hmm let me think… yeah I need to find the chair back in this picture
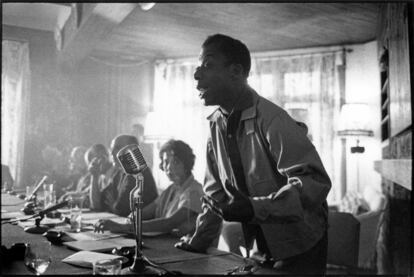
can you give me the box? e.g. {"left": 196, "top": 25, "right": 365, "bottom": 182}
{"left": 327, "top": 212, "right": 360, "bottom": 268}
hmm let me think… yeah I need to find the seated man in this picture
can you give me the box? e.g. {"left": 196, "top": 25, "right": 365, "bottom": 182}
{"left": 90, "top": 134, "right": 158, "bottom": 217}
{"left": 59, "top": 144, "right": 111, "bottom": 208}
{"left": 59, "top": 146, "right": 88, "bottom": 197}
{"left": 94, "top": 139, "right": 203, "bottom": 237}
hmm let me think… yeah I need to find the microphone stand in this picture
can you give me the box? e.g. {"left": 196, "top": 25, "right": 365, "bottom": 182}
{"left": 121, "top": 173, "right": 164, "bottom": 275}
{"left": 3, "top": 207, "right": 48, "bottom": 234}
{"left": 21, "top": 194, "right": 37, "bottom": 215}
{"left": 4, "top": 200, "right": 70, "bottom": 234}
{"left": 22, "top": 176, "right": 48, "bottom": 215}
{"left": 24, "top": 214, "right": 49, "bottom": 234}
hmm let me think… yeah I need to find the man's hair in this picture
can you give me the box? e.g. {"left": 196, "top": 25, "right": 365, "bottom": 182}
{"left": 85, "top": 144, "right": 108, "bottom": 163}
{"left": 202, "top": 34, "right": 251, "bottom": 78}
{"left": 71, "top": 146, "right": 87, "bottom": 160}
{"left": 158, "top": 139, "right": 195, "bottom": 173}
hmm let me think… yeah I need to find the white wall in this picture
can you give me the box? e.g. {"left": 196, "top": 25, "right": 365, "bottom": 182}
{"left": 345, "top": 41, "right": 382, "bottom": 194}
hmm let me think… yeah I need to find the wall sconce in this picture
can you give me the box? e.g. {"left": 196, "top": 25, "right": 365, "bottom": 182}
{"left": 337, "top": 103, "right": 374, "bottom": 153}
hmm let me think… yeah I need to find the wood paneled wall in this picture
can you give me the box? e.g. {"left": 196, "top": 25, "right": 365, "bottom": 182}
{"left": 376, "top": 3, "right": 413, "bottom": 275}
{"left": 387, "top": 4, "right": 412, "bottom": 137}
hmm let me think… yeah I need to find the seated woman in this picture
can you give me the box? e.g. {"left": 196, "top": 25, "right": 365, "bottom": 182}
{"left": 94, "top": 139, "right": 203, "bottom": 236}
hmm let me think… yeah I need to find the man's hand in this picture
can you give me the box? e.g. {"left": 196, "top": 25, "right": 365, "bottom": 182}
{"left": 174, "top": 235, "right": 204, "bottom": 253}
{"left": 202, "top": 185, "right": 254, "bottom": 222}
{"left": 88, "top": 157, "right": 102, "bottom": 176}
{"left": 94, "top": 219, "right": 130, "bottom": 233}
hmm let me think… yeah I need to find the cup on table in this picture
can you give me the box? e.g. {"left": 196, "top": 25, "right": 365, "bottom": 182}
{"left": 43, "top": 184, "right": 55, "bottom": 208}
{"left": 68, "top": 193, "right": 85, "bottom": 233}
{"left": 93, "top": 258, "right": 122, "bottom": 275}
{"left": 26, "top": 185, "right": 34, "bottom": 199}
{"left": 24, "top": 241, "right": 52, "bottom": 275}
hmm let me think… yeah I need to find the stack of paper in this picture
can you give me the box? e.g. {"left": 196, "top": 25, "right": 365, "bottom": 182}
{"left": 62, "top": 251, "right": 127, "bottom": 268}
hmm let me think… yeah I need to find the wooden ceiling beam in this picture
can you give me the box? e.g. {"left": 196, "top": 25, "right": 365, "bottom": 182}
{"left": 53, "top": 3, "right": 73, "bottom": 7}
{"left": 57, "top": 3, "right": 137, "bottom": 67}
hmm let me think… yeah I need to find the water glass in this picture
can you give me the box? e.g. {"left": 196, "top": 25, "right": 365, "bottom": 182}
{"left": 69, "top": 194, "right": 84, "bottom": 232}
{"left": 43, "top": 184, "right": 55, "bottom": 208}
{"left": 93, "top": 258, "right": 122, "bottom": 275}
{"left": 24, "top": 241, "right": 52, "bottom": 275}
{"left": 26, "top": 186, "right": 34, "bottom": 199}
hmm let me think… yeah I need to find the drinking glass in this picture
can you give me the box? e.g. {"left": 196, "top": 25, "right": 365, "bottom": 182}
{"left": 69, "top": 193, "right": 85, "bottom": 232}
{"left": 43, "top": 184, "right": 55, "bottom": 208}
{"left": 26, "top": 185, "right": 34, "bottom": 198}
{"left": 93, "top": 258, "right": 122, "bottom": 275}
{"left": 24, "top": 241, "right": 52, "bottom": 275}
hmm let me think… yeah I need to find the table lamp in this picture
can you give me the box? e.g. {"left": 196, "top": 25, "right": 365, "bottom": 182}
{"left": 337, "top": 103, "right": 374, "bottom": 191}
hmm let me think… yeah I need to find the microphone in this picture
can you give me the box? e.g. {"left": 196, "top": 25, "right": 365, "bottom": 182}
{"left": 26, "top": 175, "right": 48, "bottom": 201}
{"left": 23, "top": 200, "right": 69, "bottom": 234}
{"left": 116, "top": 144, "right": 162, "bottom": 274}
{"left": 38, "top": 200, "right": 69, "bottom": 217}
{"left": 117, "top": 144, "right": 148, "bottom": 175}
{"left": 2, "top": 200, "right": 68, "bottom": 225}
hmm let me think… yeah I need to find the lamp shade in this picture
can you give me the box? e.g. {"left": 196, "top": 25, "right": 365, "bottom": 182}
{"left": 337, "top": 103, "right": 374, "bottom": 137}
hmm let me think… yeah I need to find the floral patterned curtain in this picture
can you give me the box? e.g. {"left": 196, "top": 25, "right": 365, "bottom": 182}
{"left": 1, "top": 40, "right": 30, "bottom": 188}
{"left": 153, "top": 50, "right": 344, "bottom": 202}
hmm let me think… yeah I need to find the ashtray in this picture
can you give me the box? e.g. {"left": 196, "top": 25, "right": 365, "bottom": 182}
{"left": 43, "top": 230, "right": 64, "bottom": 245}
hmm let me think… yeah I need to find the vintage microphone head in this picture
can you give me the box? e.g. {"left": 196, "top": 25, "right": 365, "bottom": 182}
{"left": 117, "top": 144, "right": 147, "bottom": 175}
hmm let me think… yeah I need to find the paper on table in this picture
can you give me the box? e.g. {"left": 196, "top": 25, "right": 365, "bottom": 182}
{"left": 62, "top": 250, "right": 127, "bottom": 268}
{"left": 142, "top": 231, "right": 166, "bottom": 237}
{"left": 58, "top": 208, "right": 89, "bottom": 214}
{"left": 64, "top": 230, "right": 124, "bottom": 241}
{"left": 16, "top": 217, "right": 66, "bottom": 229}
{"left": 82, "top": 216, "right": 129, "bottom": 226}
{"left": 63, "top": 238, "right": 136, "bottom": 252}
{"left": 1, "top": 211, "right": 23, "bottom": 220}
{"left": 81, "top": 212, "right": 120, "bottom": 221}
{"left": 17, "top": 220, "right": 35, "bottom": 229}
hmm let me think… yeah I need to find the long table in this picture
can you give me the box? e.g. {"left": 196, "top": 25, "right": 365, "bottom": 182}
{"left": 1, "top": 193, "right": 247, "bottom": 275}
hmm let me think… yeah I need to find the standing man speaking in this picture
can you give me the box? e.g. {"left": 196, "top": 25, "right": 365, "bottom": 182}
{"left": 175, "top": 34, "right": 331, "bottom": 275}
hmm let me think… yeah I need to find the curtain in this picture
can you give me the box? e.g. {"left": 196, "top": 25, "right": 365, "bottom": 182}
{"left": 152, "top": 60, "right": 215, "bottom": 189}
{"left": 153, "top": 51, "right": 344, "bottom": 202}
{"left": 1, "top": 40, "right": 31, "bottom": 187}
{"left": 250, "top": 52, "right": 344, "bottom": 203}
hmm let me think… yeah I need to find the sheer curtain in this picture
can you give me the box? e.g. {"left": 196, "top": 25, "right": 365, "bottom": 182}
{"left": 1, "top": 40, "right": 31, "bottom": 187}
{"left": 152, "top": 51, "right": 344, "bottom": 202}
{"left": 151, "top": 60, "right": 215, "bottom": 189}
{"left": 249, "top": 52, "right": 344, "bottom": 203}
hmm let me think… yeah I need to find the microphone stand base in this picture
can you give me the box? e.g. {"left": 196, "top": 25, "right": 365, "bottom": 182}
{"left": 121, "top": 256, "right": 166, "bottom": 275}
{"left": 24, "top": 224, "right": 49, "bottom": 234}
